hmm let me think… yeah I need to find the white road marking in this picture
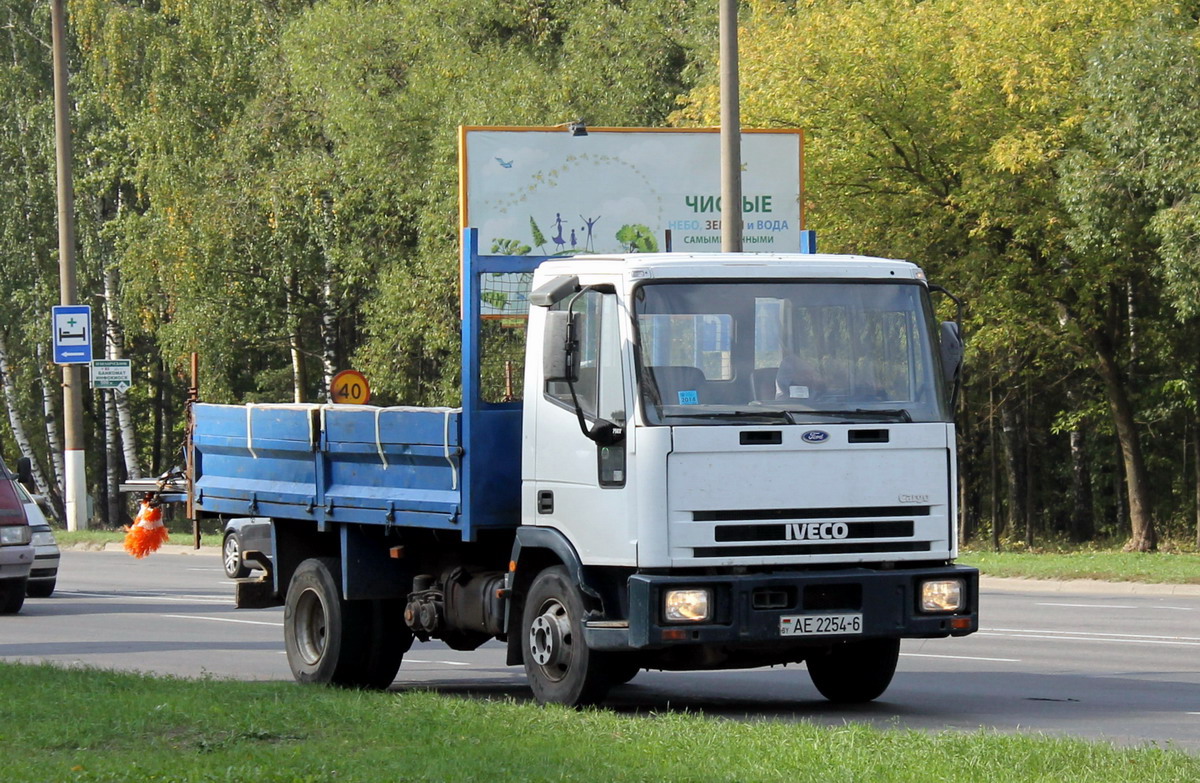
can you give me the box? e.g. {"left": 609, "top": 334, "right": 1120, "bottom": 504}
{"left": 1036, "top": 603, "right": 1137, "bottom": 610}
{"left": 979, "top": 628, "right": 1200, "bottom": 647}
{"left": 60, "top": 590, "right": 229, "bottom": 604}
{"left": 406, "top": 659, "right": 472, "bottom": 667}
{"left": 901, "top": 653, "right": 1020, "bottom": 663}
{"left": 161, "top": 614, "right": 283, "bottom": 627}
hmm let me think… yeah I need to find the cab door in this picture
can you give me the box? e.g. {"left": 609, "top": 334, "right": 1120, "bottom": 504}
{"left": 530, "top": 289, "right": 636, "bottom": 566}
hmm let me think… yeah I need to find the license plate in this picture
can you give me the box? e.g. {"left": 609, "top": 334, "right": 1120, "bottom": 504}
{"left": 779, "top": 613, "right": 863, "bottom": 637}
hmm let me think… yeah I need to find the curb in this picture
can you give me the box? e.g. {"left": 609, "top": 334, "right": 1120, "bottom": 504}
{"left": 85, "top": 542, "right": 219, "bottom": 556}
{"left": 981, "top": 575, "right": 1200, "bottom": 597}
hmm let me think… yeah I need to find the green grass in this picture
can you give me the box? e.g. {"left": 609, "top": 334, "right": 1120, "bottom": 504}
{"left": 959, "top": 549, "right": 1200, "bottom": 584}
{"left": 53, "top": 528, "right": 222, "bottom": 549}
{"left": 0, "top": 663, "right": 1195, "bottom": 782}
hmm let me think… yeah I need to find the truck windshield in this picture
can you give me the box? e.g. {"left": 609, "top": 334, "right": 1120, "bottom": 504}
{"left": 632, "top": 280, "right": 950, "bottom": 425}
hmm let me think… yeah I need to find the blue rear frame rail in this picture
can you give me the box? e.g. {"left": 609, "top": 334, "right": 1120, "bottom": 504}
{"left": 460, "top": 228, "right": 555, "bottom": 539}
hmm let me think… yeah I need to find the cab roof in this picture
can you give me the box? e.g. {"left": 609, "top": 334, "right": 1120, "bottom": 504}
{"left": 532, "top": 252, "right": 924, "bottom": 282}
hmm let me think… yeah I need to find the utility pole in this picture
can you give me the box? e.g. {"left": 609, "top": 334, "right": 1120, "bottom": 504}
{"left": 719, "top": 0, "right": 743, "bottom": 253}
{"left": 51, "top": 0, "right": 87, "bottom": 530}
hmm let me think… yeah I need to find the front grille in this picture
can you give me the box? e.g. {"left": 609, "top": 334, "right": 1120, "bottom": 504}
{"left": 693, "top": 541, "right": 932, "bottom": 558}
{"left": 715, "top": 520, "right": 913, "bottom": 541}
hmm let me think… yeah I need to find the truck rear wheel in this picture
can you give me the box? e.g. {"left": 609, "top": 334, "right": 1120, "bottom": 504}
{"left": 806, "top": 637, "right": 900, "bottom": 703}
{"left": 284, "top": 557, "right": 409, "bottom": 689}
{"left": 522, "top": 565, "right": 613, "bottom": 707}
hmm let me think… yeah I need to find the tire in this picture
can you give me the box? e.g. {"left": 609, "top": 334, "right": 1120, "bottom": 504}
{"left": 0, "top": 578, "right": 27, "bottom": 614}
{"left": 522, "top": 565, "right": 612, "bottom": 707}
{"left": 284, "top": 557, "right": 410, "bottom": 689}
{"left": 26, "top": 578, "right": 55, "bottom": 598}
{"left": 223, "top": 533, "right": 251, "bottom": 579}
{"left": 806, "top": 637, "right": 901, "bottom": 703}
{"left": 603, "top": 655, "right": 642, "bottom": 687}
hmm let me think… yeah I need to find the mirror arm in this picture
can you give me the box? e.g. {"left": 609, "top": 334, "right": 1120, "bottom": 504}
{"left": 561, "top": 289, "right": 625, "bottom": 446}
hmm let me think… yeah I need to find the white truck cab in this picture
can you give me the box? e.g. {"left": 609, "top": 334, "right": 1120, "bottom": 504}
{"left": 513, "top": 251, "right": 973, "bottom": 703}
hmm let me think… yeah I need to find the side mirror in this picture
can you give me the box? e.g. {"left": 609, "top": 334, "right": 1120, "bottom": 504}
{"left": 16, "top": 457, "right": 34, "bottom": 491}
{"left": 529, "top": 275, "right": 580, "bottom": 308}
{"left": 939, "top": 321, "right": 963, "bottom": 384}
{"left": 543, "top": 310, "right": 579, "bottom": 383}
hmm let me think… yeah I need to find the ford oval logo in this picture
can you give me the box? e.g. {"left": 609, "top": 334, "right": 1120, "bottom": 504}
{"left": 801, "top": 430, "right": 830, "bottom": 444}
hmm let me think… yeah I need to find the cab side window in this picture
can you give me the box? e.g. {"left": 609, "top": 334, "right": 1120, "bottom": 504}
{"left": 544, "top": 290, "right": 625, "bottom": 423}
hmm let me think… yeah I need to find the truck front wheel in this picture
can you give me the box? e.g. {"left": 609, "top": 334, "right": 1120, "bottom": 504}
{"left": 806, "top": 637, "right": 901, "bottom": 703}
{"left": 284, "top": 557, "right": 409, "bottom": 689}
{"left": 522, "top": 565, "right": 613, "bottom": 707}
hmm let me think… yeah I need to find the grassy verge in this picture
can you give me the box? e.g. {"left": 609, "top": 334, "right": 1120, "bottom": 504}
{"left": 0, "top": 663, "right": 1195, "bottom": 782}
{"left": 53, "top": 529, "right": 222, "bottom": 550}
{"left": 959, "top": 549, "right": 1200, "bottom": 584}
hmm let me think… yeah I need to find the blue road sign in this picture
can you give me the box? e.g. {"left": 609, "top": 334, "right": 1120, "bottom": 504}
{"left": 52, "top": 305, "right": 93, "bottom": 364}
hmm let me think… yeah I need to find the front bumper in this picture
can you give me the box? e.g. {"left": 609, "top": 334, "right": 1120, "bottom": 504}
{"left": 0, "top": 544, "right": 34, "bottom": 580}
{"left": 30, "top": 550, "right": 59, "bottom": 581}
{"left": 585, "top": 564, "right": 978, "bottom": 651}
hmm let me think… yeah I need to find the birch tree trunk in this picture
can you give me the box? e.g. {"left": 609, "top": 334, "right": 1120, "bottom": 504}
{"left": 0, "top": 330, "right": 50, "bottom": 496}
{"left": 105, "top": 392, "right": 121, "bottom": 526}
{"left": 320, "top": 261, "right": 337, "bottom": 401}
{"left": 285, "top": 271, "right": 307, "bottom": 403}
{"left": 104, "top": 263, "right": 142, "bottom": 479}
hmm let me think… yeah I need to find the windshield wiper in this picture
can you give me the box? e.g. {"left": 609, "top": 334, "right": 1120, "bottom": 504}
{"left": 664, "top": 410, "right": 795, "bottom": 423}
{"left": 793, "top": 409, "right": 913, "bottom": 422}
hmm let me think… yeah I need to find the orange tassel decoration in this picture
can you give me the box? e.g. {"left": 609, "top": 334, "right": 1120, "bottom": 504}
{"left": 123, "top": 498, "right": 168, "bottom": 558}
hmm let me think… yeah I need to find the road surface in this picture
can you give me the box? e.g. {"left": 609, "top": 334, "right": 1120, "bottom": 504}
{"left": 2, "top": 549, "right": 1197, "bottom": 751}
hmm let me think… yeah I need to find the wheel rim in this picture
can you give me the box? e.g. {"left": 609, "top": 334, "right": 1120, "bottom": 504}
{"left": 294, "top": 588, "right": 328, "bottom": 665}
{"left": 223, "top": 537, "right": 240, "bottom": 575}
{"left": 528, "top": 597, "right": 572, "bottom": 680}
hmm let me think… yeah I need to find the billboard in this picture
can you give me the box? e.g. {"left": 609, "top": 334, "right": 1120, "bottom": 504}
{"left": 459, "top": 126, "right": 804, "bottom": 258}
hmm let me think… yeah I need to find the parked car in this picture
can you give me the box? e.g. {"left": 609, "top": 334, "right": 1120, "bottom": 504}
{"left": 15, "top": 482, "right": 59, "bottom": 598}
{"left": 222, "top": 517, "right": 272, "bottom": 579}
{"left": 0, "top": 456, "right": 33, "bottom": 614}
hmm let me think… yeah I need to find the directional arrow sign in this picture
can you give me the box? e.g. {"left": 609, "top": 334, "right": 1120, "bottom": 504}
{"left": 52, "top": 305, "right": 93, "bottom": 365}
{"left": 91, "top": 359, "right": 133, "bottom": 390}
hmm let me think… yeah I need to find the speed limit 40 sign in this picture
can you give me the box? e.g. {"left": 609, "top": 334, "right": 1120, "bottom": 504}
{"left": 330, "top": 370, "right": 371, "bottom": 405}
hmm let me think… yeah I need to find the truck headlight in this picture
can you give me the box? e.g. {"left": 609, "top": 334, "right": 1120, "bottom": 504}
{"left": 920, "top": 579, "right": 964, "bottom": 613}
{"left": 664, "top": 589, "right": 710, "bottom": 623}
{"left": 0, "top": 526, "right": 31, "bottom": 546}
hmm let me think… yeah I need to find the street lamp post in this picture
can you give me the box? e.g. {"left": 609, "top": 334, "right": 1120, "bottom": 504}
{"left": 719, "top": 0, "right": 743, "bottom": 253}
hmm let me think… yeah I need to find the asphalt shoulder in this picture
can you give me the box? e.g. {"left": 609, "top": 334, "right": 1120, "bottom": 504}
{"left": 980, "top": 575, "right": 1200, "bottom": 597}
